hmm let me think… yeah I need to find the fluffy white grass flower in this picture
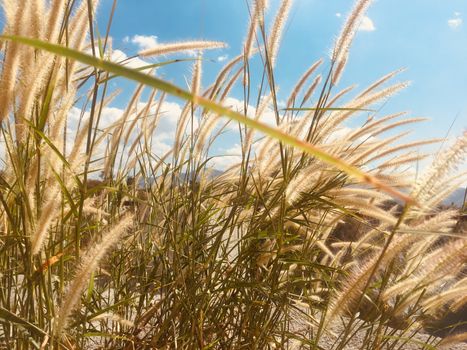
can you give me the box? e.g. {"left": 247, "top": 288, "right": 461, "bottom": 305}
{"left": 329, "top": 0, "right": 374, "bottom": 85}
{"left": 287, "top": 59, "right": 323, "bottom": 107}
{"left": 139, "top": 41, "right": 227, "bottom": 57}
{"left": 243, "top": 0, "right": 268, "bottom": 58}
{"left": 411, "top": 131, "right": 467, "bottom": 204}
{"left": 325, "top": 234, "right": 419, "bottom": 326}
{"left": 30, "top": 185, "right": 61, "bottom": 255}
{"left": 302, "top": 74, "right": 322, "bottom": 105}
{"left": 331, "top": 52, "right": 348, "bottom": 86}
{"left": 54, "top": 215, "right": 134, "bottom": 336}
{"left": 267, "top": 0, "right": 293, "bottom": 67}
{"left": 438, "top": 333, "right": 467, "bottom": 349}
{"left": 332, "top": 0, "right": 373, "bottom": 63}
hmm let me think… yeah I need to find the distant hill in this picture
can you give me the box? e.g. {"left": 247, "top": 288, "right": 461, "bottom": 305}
{"left": 441, "top": 187, "right": 466, "bottom": 208}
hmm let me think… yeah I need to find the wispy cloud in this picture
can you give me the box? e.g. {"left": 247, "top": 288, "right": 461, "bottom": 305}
{"left": 210, "top": 144, "right": 243, "bottom": 170}
{"left": 84, "top": 44, "right": 152, "bottom": 69}
{"left": 335, "top": 13, "right": 342, "bottom": 18}
{"left": 448, "top": 12, "right": 462, "bottom": 29}
{"left": 358, "top": 16, "right": 376, "bottom": 32}
{"left": 110, "top": 49, "right": 152, "bottom": 69}
{"left": 127, "top": 34, "right": 159, "bottom": 51}
{"left": 217, "top": 55, "right": 228, "bottom": 62}
{"left": 66, "top": 98, "right": 186, "bottom": 162}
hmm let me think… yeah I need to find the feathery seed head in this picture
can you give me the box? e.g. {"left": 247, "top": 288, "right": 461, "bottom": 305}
{"left": 267, "top": 0, "right": 293, "bottom": 67}
{"left": 139, "top": 40, "right": 227, "bottom": 57}
{"left": 243, "top": 0, "right": 267, "bottom": 58}
{"left": 332, "top": 0, "right": 373, "bottom": 63}
{"left": 54, "top": 215, "right": 134, "bottom": 336}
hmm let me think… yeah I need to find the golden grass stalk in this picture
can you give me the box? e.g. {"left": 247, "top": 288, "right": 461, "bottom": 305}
{"left": 139, "top": 40, "right": 227, "bottom": 57}
{"left": 422, "top": 285, "right": 467, "bottom": 312}
{"left": 333, "top": 197, "right": 398, "bottom": 226}
{"left": 287, "top": 59, "right": 323, "bottom": 106}
{"left": 318, "top": 82, "right": 410, "bottom": 141}
{"left": 3, "top": 35, "right": 419, "bottom": 204}
{"left": 63, "top": 0, "right": 100, "bottom": 83}
{"left": 423, "top": 174, "right": 467, "bottom": 210}
{"left": 392, "top": 240, "right": 467, "bottom": 312}
{"left": 371, "top": 117, "right": 428, "bottom": 138}
{"left": 325, "top": 234, "right": 419, "bottom": 325}
{"left": 192, "top": 56, "right": 202, "bottom": 100}
{"left": 219, "top": 67, "right": 243, "bottom": 102}
{"left": 382, "top": 276, "right": 420, "bottom": 302}
{"left": 332, "top": 0, "right": 373, "bottom": 63}
{"left": 267, "top": 0, "right": 293, "bottom": 67}
{"left": 331, "top": 52, "right": 348, "bottom": 86}
{"left": 302, "top": 74, "right": 323, "bottom": 105}
{"left": 330, "top": 187, "right": 392, "bottom": 204}
{"left": 285, "top": 163, "right": 323, "bottom": 205}
{"left": 30, "top": 186, "right": 61, "bottom": 255}
{"left": 174, "top": 58, "right": 203, "bottom": 156}
{"left": 398, "top": 220, "right": 458, "bottom": 278}
{"left": 45, "top": 0, "right": 66, "bottom": 42}
{"left": 1, "top": 1, "right": 17, "bottom": 28}
{"left": 412, "top": 131, "right": 467, "bottom": 203}
{"left": 127, "top": 90, "right": 159, "bottom": 156}
{"left": 352, "top": 82, "right": 410, "bottom": 111}
{"left": 194, "top": 112, "right": 226, "bottom": 162}
{"left": 244, "top": 94, "right": 273, "bottom": 153}
{"left": 450, "top": 291, "right": 467, "bottom": 312}
{"left": 325, "top": 84, "right": 356, "bottom": 109}
{"left": 103, "top": 83, "right": 145, "bottom": 179}
{"left": 30, "top": 0, "right": 45, "bottom": 39}
{"left": 209, "top": 53, "right": 244, "bottom": 98}
{"left": 0, "top": 2, "right": 30, "bottom": 124}
{"left": 438, "top": 332, "right": 467, "bottom": 349}
{"left": 356, "top": 68, "right": 406, "bottom": 99}
{"left": 349, "top": 112, "right": 408, "bottom": 141}
{"left": 54, "top": 215, "right": 134, "bottom": 336}
{"left": 376, "top": 153, "right": 427, "bottom": 170}
{"left": 243, "top": 0, "right": 267, "bottom": 58}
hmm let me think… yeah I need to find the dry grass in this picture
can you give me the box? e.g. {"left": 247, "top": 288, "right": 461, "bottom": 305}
{"left": 0, "top": 0, "right": 465, "bottom": 349}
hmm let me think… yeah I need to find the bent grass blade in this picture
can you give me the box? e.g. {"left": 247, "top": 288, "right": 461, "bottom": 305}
{"left": 0, "top": 35, "right": 415, "bottom": 205}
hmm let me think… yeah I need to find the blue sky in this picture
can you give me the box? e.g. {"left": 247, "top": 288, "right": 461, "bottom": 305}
{"left": 93, "top": 0, "right": 467, "bottom": 168}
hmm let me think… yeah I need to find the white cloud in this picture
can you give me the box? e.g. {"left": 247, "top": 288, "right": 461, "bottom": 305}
{"left": 150, "top": 101, "right": 183, "bottom": 140}
{"left": 222, "top": 97, "right": 277, "bottom": 132}
{"left": 122, "top": 36, "right": 130, "bottom": 44}
{"left": 130, "top": 34, "right": 158, "bottom": 51}
{"left": 448, "top": 16, "right": 462, "bottom": 29}
{"left": 358, "top": 16, "right": 376, "bottom": 32}
{"left": 66, "top": 99, "right": 182, "bottom": 169}
{"left": 83, "top": 44, "right": 152, "bottom": 70}
{"left": 210, "top": 144, "right": 243, "bottom": 170}
{"left": 110, "top": 49, "right": 152, "bottom": 69}
{"left": 335, "top": 13, "right": 342, "bottom": 18}
{"left": 217, "top": 55, "right": 228, "bottom": 62}
{"left": 327, "top": 126, "right": 352, "bottom": 142}
{"left": 65, "top": 95, "right": 298, "bottom": 172}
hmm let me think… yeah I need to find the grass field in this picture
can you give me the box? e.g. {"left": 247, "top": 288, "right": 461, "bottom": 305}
{"left": 0, "top": 0, "right": 466, "bottom": 349}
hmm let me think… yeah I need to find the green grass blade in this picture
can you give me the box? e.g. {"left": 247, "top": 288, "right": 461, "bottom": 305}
{"left": 0, "top": 35, "right": 414, "bottom": 204}
{"left": 98, "top": 58, "right": 196, "bottom": 84}
{"left": 0, "top": 307, "right": 47, "bottom": 337}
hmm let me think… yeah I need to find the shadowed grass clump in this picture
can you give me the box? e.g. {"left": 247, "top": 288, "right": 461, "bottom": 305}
{"left": 0, "top": 0, "right": 465, "bottom": 349}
